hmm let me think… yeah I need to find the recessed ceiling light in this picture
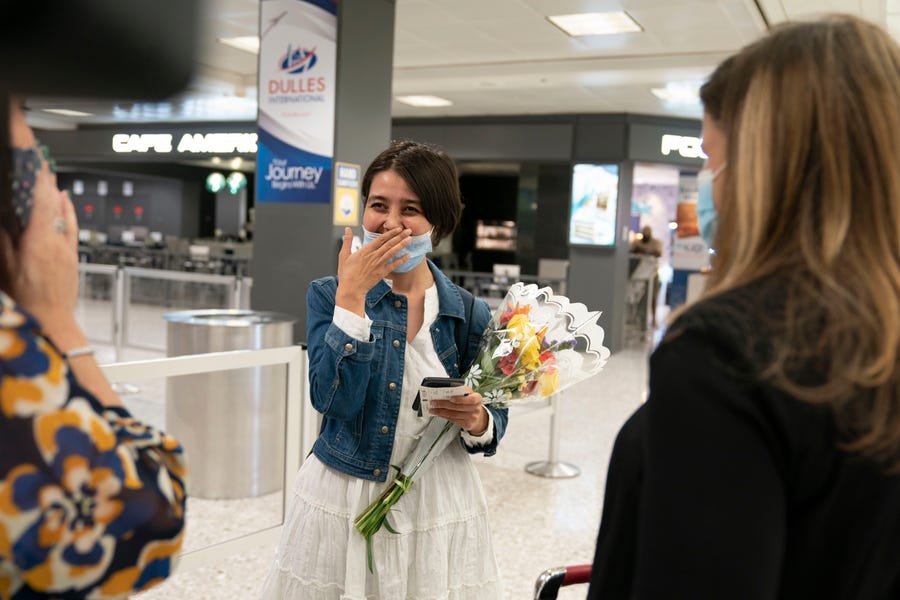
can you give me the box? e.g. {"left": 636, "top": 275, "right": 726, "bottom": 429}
{"left": 218, "top": 36, "right": 260, "bottom": 54}
{"left": 547, "top": 12, "right": 642, "bottom": 37}
{"left": 651, "top": 85, "right": 700, "bottom": 104}
{"left": 395, "top": 95, "right": 453, "bottom": 108}
{"left": 42, "top": 108, "right": 93, "bottom": 117}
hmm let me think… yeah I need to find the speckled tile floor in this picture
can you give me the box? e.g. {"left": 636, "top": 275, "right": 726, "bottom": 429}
{"left": 79, "top": 297, "right": 656, "bottom": 599}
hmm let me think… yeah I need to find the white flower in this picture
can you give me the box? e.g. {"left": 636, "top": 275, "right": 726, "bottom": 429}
{"left": 484, "top": 389, "right": 507, "bottom": 404}
{"left": 464, "top": 367, "right": 482, "bottom": 388}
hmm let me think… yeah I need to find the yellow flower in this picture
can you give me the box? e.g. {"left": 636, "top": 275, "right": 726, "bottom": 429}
{"left": 506, "top": 315, "right": 542, "bottom": 371}
{"left": 540, "top": 369, "right": 560, "bottom": 396}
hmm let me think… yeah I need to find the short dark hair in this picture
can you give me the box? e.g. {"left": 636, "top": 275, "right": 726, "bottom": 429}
{"left": 361, "top": 139, "right": 462, "bottom": 244}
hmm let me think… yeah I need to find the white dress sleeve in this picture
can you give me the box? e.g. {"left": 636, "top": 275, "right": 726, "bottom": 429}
{"left": 333, "top": 305, "right": 372, "bottom": 341}
{"left": 460, "top": 403, "right": 495, "bottom": 446}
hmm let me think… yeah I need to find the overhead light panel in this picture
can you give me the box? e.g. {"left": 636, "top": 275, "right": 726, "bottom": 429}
{"left": 43, "top": 108, "right": 93, "bottom": 117}
{"left": 547, "top": 12, "right": 642, "bottom": 36}
{"left": 395, "top": 95, "right": 453, "bottom": 108}
{"left": 219, "top": 36, "right": 260, "bottom": 54}
{"left": 651, "top": 85, "right": 700, "bottom": 104}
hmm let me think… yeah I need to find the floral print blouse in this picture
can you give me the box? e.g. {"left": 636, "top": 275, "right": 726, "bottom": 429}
{"left": 0, "top": 292, "right": 188, "bottom": 599}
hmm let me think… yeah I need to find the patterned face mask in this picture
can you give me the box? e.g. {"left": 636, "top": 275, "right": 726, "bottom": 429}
{"left": 10, "top": 142, "right": 52, "bottom": 228}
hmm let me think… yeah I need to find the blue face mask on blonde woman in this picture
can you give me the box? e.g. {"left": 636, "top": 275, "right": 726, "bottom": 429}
{"left": 696, "top": 163, "right": 726, "bottom": 249}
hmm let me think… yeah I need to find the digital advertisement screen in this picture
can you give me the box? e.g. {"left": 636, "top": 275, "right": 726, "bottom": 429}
{"left": 569, "top": 164, "right": 619, "bottom": 247}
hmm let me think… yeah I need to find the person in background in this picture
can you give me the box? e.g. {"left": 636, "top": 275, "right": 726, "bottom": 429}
{"left": 589, "top": 15, "right": 900, "bottom": 599}
{"left": 0, "top": 98, "right": 188, "bottom": 599}
{"left": 629, "top": 225, "right": 662, "bottom": 258}
{"left": 260, "top": 140, "right": 507, "bottom": 598}
{"left": 630, "top": 225, "right": 663, "bottom": 328}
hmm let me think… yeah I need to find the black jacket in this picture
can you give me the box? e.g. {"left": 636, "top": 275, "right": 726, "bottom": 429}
{"left": 589, "top": 278, "right": 900, "bottom": 599}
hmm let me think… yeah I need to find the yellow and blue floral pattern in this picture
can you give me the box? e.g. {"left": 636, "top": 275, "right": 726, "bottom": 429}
{"left": 0, "top": 292, "right": 187, "bottom": 599}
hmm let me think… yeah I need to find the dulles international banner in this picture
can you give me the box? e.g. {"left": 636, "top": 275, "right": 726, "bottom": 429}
{"left": 257, "top": 0, "right": 336, "bottom": 203}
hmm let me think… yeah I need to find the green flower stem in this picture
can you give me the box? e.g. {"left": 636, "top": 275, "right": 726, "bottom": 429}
{"left": 353, "top": 473, "right": 411, "bottom": 572}
{"left": 352, "top": 419, "right": 457, "bottom": 572}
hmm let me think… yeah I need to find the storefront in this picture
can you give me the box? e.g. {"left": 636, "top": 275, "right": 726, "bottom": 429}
{"left": 393, "top": 113, "right": 705, "bottom": 350}
{"left": 38, "top": 122, "right": 257, "bottom": 275}
{"left": 39, "top": 123, "right": 257, "bottom": 235}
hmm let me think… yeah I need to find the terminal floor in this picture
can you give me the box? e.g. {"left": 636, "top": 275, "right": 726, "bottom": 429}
{"left": 80, "top": 301, "right": 655, "bottom": 599}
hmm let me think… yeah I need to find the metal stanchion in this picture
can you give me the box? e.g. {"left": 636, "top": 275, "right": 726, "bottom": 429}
{"left": 525, "top": 393, "right": 580, "bottom": 478}
{"left": 239, "top": 276, "right": 253, "bottom": 310}
{"left": 231, "top": 277, "right": 242, "bottom": 309}
{"left": 298, "top": 343, "right": 320, "bottom": 462}
{"left": 111, "top": 267, "right": 139, "bottom": 395}
{"left": 113, "top": 266, "right": 125, "bottom": 363}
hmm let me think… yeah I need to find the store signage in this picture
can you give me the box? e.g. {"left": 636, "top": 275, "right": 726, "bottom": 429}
{"left": 333, "top": 162, "right": 360, "bottom": 226}
{"left": 257, "top": 0, "right": 337, "bottom": 204}
{"left": 660, "top": 134, "right": 707, "bottom": 160}
{"left": 111, "top": 132, "right": 258, "bottom": 154}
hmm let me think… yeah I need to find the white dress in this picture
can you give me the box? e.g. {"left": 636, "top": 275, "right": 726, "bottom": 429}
{"left": 260, "top": 284, "right": 503, "bottom": 599}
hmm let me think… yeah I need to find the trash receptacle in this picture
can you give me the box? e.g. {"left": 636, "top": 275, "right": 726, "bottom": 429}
{"left": 163, "top": 309, "right": 297, "bottom": 499}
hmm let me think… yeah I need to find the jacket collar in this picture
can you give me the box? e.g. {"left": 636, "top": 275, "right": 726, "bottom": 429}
{"left": 364, "top": 260, "right": 466, "bottom": 321}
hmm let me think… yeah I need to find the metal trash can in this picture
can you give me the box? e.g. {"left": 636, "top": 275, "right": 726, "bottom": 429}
{"left": 163, "top": 310, "right": 297, "bottom": 499}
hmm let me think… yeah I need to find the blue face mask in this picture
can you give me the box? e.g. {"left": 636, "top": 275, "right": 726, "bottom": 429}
{"left": 363, "top": 227, "right": 433, "bottom": 273}
{"left": 696, "top": 163, "right": 726, "bottom": 249}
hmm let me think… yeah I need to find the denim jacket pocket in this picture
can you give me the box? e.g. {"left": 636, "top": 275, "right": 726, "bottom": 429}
{"left": 330, "top": 417, "right": 362, "bottom": 456}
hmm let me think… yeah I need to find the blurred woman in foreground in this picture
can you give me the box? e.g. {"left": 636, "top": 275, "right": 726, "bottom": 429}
{"left": 0, "top": 98, "right": 187, "bottom": 599}
{"left": 589, "top": 15, "right": 900, "bottom": 599}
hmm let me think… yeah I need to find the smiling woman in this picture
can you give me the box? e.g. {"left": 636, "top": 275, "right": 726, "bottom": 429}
{"left": 260, "top": 140, "right": 509, "bottom": 599}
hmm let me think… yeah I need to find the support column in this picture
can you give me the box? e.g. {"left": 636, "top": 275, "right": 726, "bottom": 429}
{"left": 251, "top": 0, "right": 396, "bottom": 341}
{"left": 567, "top": 163, "right": 632, "bottom": 353}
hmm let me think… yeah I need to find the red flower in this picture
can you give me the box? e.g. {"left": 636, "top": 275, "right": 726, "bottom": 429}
{"left": 498, "top": 351, "right": 519, "bottom": 375}
{"left": 520, "top": 380, "right": 539, "bottom": 394}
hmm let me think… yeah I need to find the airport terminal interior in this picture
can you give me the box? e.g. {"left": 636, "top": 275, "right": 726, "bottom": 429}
{"left": 16, "top": 0, "right": 899, "bottom": 598}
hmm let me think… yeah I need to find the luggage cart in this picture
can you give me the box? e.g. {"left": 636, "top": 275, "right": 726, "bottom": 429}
{"left": 533, "top": 564, "right": 592, "bottom": 599}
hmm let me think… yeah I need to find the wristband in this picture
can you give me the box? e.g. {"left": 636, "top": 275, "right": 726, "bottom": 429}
{"left": 63, "top": 346, "right": 95, "bottom": 359}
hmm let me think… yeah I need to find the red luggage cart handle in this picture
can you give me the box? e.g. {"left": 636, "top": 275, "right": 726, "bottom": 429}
{"left": 533, "top": 564, "right": 592, "bottom": 599}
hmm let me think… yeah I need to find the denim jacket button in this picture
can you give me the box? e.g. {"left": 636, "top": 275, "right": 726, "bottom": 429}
{"left": 389, "top": 382, "right": 397, "bottom": 390}
{"left": 381, "top": 425, "right": 389, "bottom": 434}
{"left": 392, "top": 339, "right": 400, "bottom": 348}
{"left": 344, "top": 342, "right": 353, "bottom": 351}
{"left": 394, "top": 300, "right": 402, "bottom": 308}
{"left": 373, "top": 468, "right": 382, "bottom": 477}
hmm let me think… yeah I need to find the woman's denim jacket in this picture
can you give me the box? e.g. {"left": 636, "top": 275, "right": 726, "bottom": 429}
{"left": 307, "top": 261, "right": 508, "bottom": 482}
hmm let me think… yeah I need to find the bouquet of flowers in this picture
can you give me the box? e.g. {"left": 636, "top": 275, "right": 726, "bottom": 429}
{"left": 354, "top": 282, "right": 610, "bottom": 570}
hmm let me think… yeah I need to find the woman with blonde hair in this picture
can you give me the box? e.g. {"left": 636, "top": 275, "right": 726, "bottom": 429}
{"left": 588, "top": 15, "right": 900, "bottom": 599}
